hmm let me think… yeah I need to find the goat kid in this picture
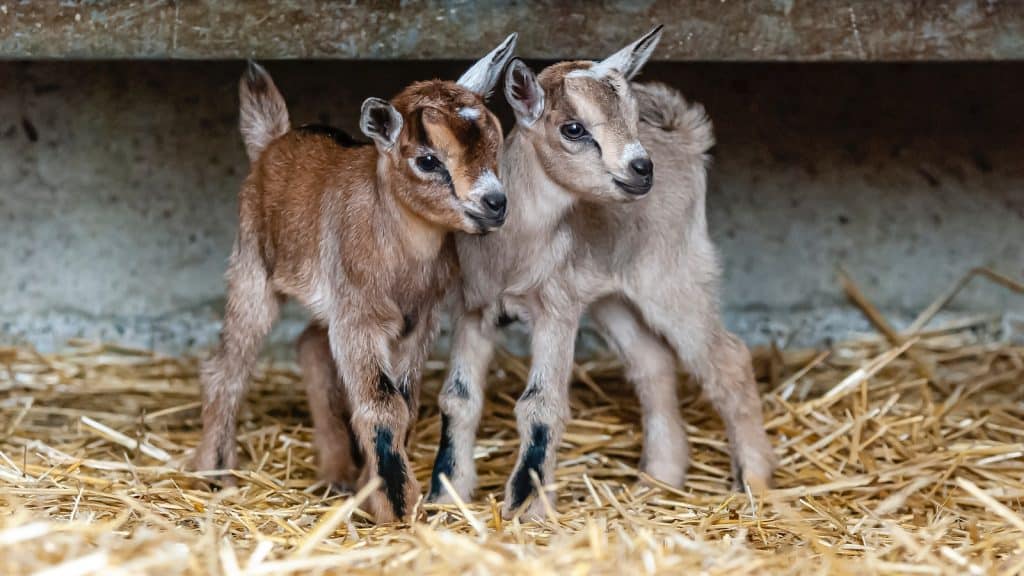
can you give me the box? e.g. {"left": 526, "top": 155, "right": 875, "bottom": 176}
{"left": 192, "top": 34, "right": 516, "bottom": 524}
{"left": 428, "top": 27, "right": 776, "bottom": 518}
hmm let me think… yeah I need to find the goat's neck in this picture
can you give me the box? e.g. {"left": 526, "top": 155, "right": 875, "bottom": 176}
{"left": 502, "top": 128, "right": 575, "bottom": 235}
{"left": 374, "top": 153, "right": 447, "bottom": 263}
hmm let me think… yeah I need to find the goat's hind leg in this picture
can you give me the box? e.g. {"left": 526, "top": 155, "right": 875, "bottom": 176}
{"left": 297, "top": 323, "right": 360, "bottom": 492}
{"left": 638, "top": 292, "right": 775, "bottom": 492}
{"left": 703, "top": 327, "right": 775, "bottom": 491}
{"left": 193, "top": 238, "right": 279, "bottom": 486}
{"left": 591, "top": 297, "right": 689, "bottom": 488}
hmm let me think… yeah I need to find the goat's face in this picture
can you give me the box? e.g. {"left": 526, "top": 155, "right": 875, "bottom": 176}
{"left": 396, "top": 84, "right": 506, "bottom": 233}
{"left": 542, "top": 65, "right": 651, "bottom": 201}
{"left": 360, "top": 34, "right": 515, "bottom": 234}
{"left": 505, "top": 26, "right": 663, "bottom": 203}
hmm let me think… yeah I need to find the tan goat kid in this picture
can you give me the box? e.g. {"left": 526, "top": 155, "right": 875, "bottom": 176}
{"left": 427, "top": 27, "right": 776, "bottom": 518}
{"left": 192, "top": 35, "right": 517, "bottom": 524}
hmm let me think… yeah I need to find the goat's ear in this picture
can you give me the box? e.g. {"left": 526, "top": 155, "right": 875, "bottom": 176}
{"left": 505, "top": 58, "right": 544, "bottom": 127}
{"left": 457, "top": 32, "right": 518, "bottom": 97}
{"left": 359, "top": 97, "right": 403, "bottom": 151}
{"left": 591, "top": 25, "right": 663, "bottom": 80}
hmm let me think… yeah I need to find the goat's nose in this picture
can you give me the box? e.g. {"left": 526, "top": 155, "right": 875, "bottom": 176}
{"left": 482, "top": 192, "right": 507, "bottom": 216}
{"left": 630, "top": 157, "right": 654, "bottom": 178}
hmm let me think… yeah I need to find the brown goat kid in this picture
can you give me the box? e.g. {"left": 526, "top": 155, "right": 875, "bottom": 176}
{"left": 428, "top": 27, "right": 776, "bottom": 519}
{"left": 192, "top": 35, "right": 517, "bottom": 523}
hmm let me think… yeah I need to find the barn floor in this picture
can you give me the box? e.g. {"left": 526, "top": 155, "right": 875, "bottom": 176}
{"left": 1, "top": 312, "right": 1023, "bottom": 574}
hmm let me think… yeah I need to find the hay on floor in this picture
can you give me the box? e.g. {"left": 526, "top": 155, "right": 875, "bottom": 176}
{"left": 1, "top": 276, "right": 1023, "bottom": 574}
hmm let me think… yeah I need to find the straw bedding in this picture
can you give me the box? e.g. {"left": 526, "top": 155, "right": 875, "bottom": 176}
{"left": 1, "top": 273, "right": 1022, "bottom": 575}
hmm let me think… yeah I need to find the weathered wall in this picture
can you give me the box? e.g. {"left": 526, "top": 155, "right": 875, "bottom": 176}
{"left": 2, "top": 1, "right": 1022, "bottom": 61}
{"left": 0, "top": 61, "right": 1021, "bottom": 353}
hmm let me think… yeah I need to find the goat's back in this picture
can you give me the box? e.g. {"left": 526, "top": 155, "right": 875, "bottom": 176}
{"left": 244, "top": 132, "right": 378, "bottom": 288}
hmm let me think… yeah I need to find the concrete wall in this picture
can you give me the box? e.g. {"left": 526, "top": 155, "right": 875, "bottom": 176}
{"left": 0, "top": 61, "right": 1021, "bottom": 353}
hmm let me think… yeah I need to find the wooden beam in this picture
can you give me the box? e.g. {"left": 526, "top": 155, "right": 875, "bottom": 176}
{"left": 1, "top": 1, "right": 1022, "bottom": 61}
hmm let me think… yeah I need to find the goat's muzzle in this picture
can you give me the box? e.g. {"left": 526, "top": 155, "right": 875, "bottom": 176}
{"left": 465, "top": 191, "right": 507, "bottom": 232}
{"left": 614, "top": 155, "right": 654, "bottom": 197}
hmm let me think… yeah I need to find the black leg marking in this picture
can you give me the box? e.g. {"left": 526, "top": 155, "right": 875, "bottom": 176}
{"left": 348, "top": 419, "right": 365, "bottom": 468}
{"left": 519, "top": 384, "right": 540, "bottom": 402}
{"left": 378, "top": 370, "right": 397, "bottom": 396}
{"left": 374, "top": 426, "right": 408, "bottom": 519}
{"left": 400, "top": 312, "right": 418, "bottom": 339}
{"left": 398, "top": 375, "right": 415, "bottom": 446}
{"left": 428, "top": 414, "right": 456, "bottom": 499}
{"left": 443, "top": 372, "right": 470, "bottom": 400}
{"left": 509, "top": 424, "right": 550, "bottom": 510}
{"left": 519, "top": 376, "right": 541, "bottom": 401}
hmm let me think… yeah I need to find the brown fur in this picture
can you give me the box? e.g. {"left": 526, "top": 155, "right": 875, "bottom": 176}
{"left": 192, "top": 52, "right": 511, "bottom": 524}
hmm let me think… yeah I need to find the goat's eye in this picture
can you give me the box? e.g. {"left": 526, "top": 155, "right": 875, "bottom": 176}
{"left": 560, "top": 122, "right": 588, "bottom": 141}
{"left": 415, "top": 154, "right": 443, "bottom": 172}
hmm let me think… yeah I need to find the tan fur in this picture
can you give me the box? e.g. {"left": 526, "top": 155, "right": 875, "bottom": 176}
{"left": 193, "top": 53, "right": 511, "bottom": 524}
{"left": 430, "top": 38, "right": 775, "bottom": 519}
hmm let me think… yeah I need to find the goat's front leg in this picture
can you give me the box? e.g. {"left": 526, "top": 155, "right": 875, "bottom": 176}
{"left": 391, "top": 307, "right": 440, "bottom": 453}
{"left": 428, "top": 308, "right": 496, "bottom": 503}
{"left": 328, "top": 317, "right": 418, "bottom": 523}
{"left": 502, "top": 305, "right": 581, "bottom": 519}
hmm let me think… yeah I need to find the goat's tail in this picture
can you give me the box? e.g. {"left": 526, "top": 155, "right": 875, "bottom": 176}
{"left": 633, "top": 82, "right": 714, "bottom": 156}
{"left": 239, "top": 61, "right": 290, "bottom": 163}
